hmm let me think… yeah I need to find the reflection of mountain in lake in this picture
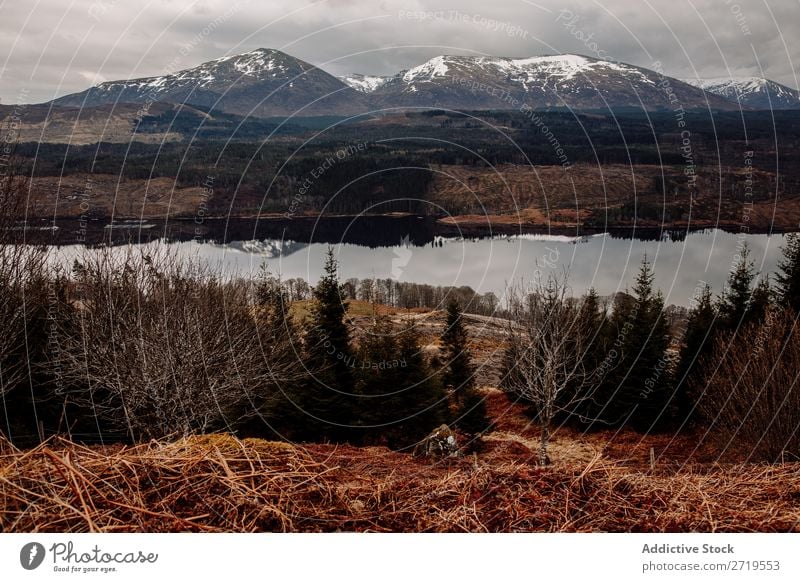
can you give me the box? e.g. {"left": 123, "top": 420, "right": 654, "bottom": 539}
{"left": 222, "top": 239, "right": 309, "bottom": 258}
{"left": 40, "top": 227, "right": 787, "bottom": 308}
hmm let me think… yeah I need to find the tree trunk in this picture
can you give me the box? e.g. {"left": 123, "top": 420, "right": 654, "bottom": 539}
{"left": 539, "top": 422, "right": 550, "bottom": 467}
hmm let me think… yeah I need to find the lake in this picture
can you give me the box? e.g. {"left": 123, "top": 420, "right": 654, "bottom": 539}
{"left": 46, "top": 222, "right": 789, "bottom": 307}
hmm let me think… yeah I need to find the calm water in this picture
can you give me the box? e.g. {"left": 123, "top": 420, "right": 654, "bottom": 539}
{"left": 50, "top": 228, "right": 788, "bottom": 307}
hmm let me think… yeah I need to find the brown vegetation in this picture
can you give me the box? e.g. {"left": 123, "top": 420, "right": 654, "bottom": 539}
{"left": 430, "top": 163, "right": 800, "bottom": 231}
{"left": 20, "top": 162, "right": 800, "bottom": 230}
{"left": 24, "top": 173, "right": 211, "bottom": 219}
{"left": 50, "top": 248, "right": 304, "bottom": 441}
{"left": 698, "top": 310, "right": 800, "bottom": 463}
{"left": 2, "top": 422, "right": 799, "bottom": 532}
{"left": 0, "top": 103, "right": 184, "bottom": 145}
{"left": 2, "top": 387, "right": 799, "bottom": 533}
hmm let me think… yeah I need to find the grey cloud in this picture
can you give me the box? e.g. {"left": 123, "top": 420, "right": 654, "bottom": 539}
{"left": 0, "top": 0, "right": 797, "bottom": 104}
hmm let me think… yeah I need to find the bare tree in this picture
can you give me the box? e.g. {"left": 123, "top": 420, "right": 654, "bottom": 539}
{"left": 502, "top": 274, "right": 598, "bottom": 465}
{"left": 54, "top": 246, "right": 306, "bottom": 441}
{"left": 0, "top": 160, "right": 50, "bottom": 420}
{"left": 698, "top": 308, "right": 800, "bottom": 462}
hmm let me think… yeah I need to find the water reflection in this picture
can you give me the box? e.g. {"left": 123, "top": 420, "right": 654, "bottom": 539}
{"left": 50, "top": 229, "right": 786, "bottom": 307}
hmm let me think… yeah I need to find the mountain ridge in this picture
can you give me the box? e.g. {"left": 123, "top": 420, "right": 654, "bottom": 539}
{"left": 681, "top": 76, "right": 800, "bottom": 109}
{"left": 42, "top": 48, "right": 798, "bottom": 116}
{"left": 50, "top": 48, "right": 370, "bottom": 117}
{"left": 366, "top": 53, "right": 735, "bottom": 111}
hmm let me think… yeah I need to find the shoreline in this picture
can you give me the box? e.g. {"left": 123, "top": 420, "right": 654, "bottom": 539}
{"left": 11, "top": 213, "right": 794, "bottom": 246}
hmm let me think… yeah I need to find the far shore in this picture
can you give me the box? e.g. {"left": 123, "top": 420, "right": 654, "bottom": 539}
{"left": 7, "top": 212, "right": 795, "bottom": 246}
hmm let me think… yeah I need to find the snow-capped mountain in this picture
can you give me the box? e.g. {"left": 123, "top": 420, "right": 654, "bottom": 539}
{"left": 47, "top": 49, "right": 793, "bottom": 117}
{"left": 50, "top": 48, "right": 369, "bottom": 117}
{"left": 338, "top": 74, "right": 391, "bottom": 93}
{"left": 371, "top": 54, "right": 735, "bottom": 111}
{"left": 681, "top": 77, "right": 800, "bottom": 110}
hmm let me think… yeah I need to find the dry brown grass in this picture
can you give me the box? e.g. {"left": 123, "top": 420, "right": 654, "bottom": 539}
{"left": 429, "top": 163, "right": 800, "bottom": 231}
{"left": 2, "top": 428, "right": 799, "bottom": 533}
{"left": 25, "top": 173, "right": 210, "bottom": 219}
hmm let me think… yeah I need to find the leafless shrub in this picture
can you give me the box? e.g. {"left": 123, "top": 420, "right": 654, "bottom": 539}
{"left": 0, "top": 174, "right": 26, "bottom": 236}
{"left": 502, "top": 274, "right": 598, "bottom": 465}
{"left": 698, "top": 308, "right": 800, "bottom": 462}
{"left": 53, "top": 246, "right": 305, "bottom": 441}
{"left": 0, "top": 164, "right": 50, "bottom": 428}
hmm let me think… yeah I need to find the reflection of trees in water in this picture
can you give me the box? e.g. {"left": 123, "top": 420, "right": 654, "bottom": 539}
{"left": 18, "top": 216, "right": 760, "bottom": 248}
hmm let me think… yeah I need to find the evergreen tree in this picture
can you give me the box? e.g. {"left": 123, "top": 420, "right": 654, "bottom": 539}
{"left": 593, "top": 258, "right": 672, "bottom": 430}
{"left": 775, "top": 233, "right": 800, "bottom": 312}
{"left": 717, "top": 244, "right": 767, "bottom": 330}
{"left": 241, "top": 267, "right": 306, "bottom": 438}
{"left": 393, "top": 321, "right": 450, "bottom": 444}
{"left": 355, "top": 317, "right": 448, "bottom": 448}
{"left": 352, "top": 315, "right": 398, "bottom": 443}
{"left": 440, "top": 299, "right": 490, "bottom": 434}
{"left": 580, "top": 288, "right": 603, "bottom": 330}
{"left": 749, "top": 276, "right": 772, "bottom": 323}
{"left": 441, "top": 299, "right": 474, "bottom": 392}
{"left": 566, "top": 288, "right": 607, "bottom": 423}
{"left": 577, "top": 288, "right": 607, "bottom": 369}
{"left": 676, "top": 283, "right": 717, "bottom": 424}
{"left": 296, "top": 248, "right": 355, "bottom": 441}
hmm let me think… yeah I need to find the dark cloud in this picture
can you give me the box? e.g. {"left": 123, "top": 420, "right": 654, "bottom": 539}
{"left": 1, "top": 0, "right": 797, "bottom": 104}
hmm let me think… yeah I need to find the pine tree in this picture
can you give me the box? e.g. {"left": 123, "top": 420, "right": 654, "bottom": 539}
{"left": 594, "top": 258, "right": 672, "bottom": 430}
{"left": 355, "top": 317, "right": 448, "bottom": 448}
{"left": 393, "top": 321, "right": 450, "bottom": 445}
{"left": 441, "top": 299, "right": 474, "bottom": 392}
{"left": 352, "top": 315, "right": 399, "bottom": 443}
{"left": 627, "top": 261, "right": 672, "bottom": 429}
{"left": 577, "top": 288, "right": 607, "bottom": 370}
{"left": 717, "top": 244, "right": 767, "bottom": 330}
{"left": 296, "top": 248, "right": 356, "bottom": 441}
{"left": 567, "top": 288, "right": 606, "bottom": 423}
{"left": 775, "top": 233, "right": 800, "bottom": 312}
{"left": 440, "top": 299, "right": 489, "bottom": 435}
{"left": 243, "top": 267, "right": 306, "bottom": 438}
{"left": 676, "top": 283, "right": 717, "bottom": 424}
{"left": 580, "top": 288, "right": 602, "bottom": 330}
{"left": 749, "top": 276, "right": 772, "bottom": 323}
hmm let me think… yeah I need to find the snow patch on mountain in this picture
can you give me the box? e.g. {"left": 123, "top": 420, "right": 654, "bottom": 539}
{"left": 402, "top": 55, "right": 452, "bottom": 82}
{"left": 684, "top": 77, "right": 766, "bottom": 91}
{"left": 88, "top": 49, "right": 292, "bottom": 93}
{"left": 682, "top": 76, "right": 800, "bottom": 108}
{"left": 339, "top": 74, "right": 391, "bottom": 93}
{"left": 215, "top": 49, "right": 285, "bottom": 77}
{"left": 392, "top": 54, "right": 653, "bottom": 86}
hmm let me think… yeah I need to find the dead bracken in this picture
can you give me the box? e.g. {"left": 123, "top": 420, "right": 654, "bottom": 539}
{"left": 1, "top": 431, "right": 799, "bottom": 533}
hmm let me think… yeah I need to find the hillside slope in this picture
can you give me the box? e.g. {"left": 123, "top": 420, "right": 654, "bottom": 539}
{"left": 2, "top": 392, "right": 798, "bottom": 532}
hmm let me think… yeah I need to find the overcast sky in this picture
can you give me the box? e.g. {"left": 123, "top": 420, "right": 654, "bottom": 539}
{"left": 1, "top": 0, "right": 798, "bottom": 104}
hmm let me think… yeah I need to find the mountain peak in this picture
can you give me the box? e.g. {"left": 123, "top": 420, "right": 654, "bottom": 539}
{"left": 49, "top": 47, "right": 367, "bottom": 116}
{"left": 369, "top": 52, "right": 736, "bottom": 110}
{"left": 395, "top": 53, "right": 632, "bottom": 85}
{"left": 339, "top": 73, "right": 391, "bottom": 93}
{"left": 199, "top": 48, "right": 299, "bottom": 77}
{"left": 682, "top": 76, "right": 800, "bottom": 109}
